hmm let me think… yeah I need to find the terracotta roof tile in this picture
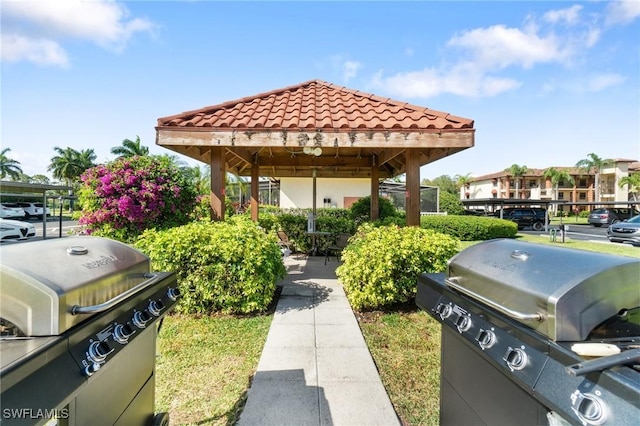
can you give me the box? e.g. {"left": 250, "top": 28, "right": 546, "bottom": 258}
{"left": 157, "top": 79, "right": 474, "bottom": 132}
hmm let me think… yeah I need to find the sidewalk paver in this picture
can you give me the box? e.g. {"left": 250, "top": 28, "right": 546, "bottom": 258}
{"left": 237, "top": 255, "right": 401, "bottom": 426}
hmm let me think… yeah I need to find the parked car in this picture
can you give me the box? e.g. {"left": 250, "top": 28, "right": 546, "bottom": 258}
{"left": 607, "top": 215, "right": 640, "bottom": 246}
{"left": 0, "top": 218, "right": 36, "bottom": 240}
{"left": 0, "top": 203, "right": 26, "bottom": 219}
{"left": 17, "top": 202, "right": 50, "bottom": 218}
{"left": 495, "top": 208, "right": 547, "bottom": 231}
{"left": 588, "top": 208, "right": 639, "bottom": 227}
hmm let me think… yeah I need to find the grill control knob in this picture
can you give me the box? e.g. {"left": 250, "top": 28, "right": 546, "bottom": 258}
{"left": 84, "top": 362, "right": 101, "bottom": 377}
{"left": 504, "top": 347, "right": 528, "bottom": 371}
{"left": 435, "top": 303, "right": 453, "bottom": 320}
{"left": 133, "top": 310, "right": 152, "bottom": 329}
{"left": 113, "top": 323, "right": 135, "bottom": 344}
{"left": 573, "top": 393, "right": 607, "bottom": 425}
{"left": 454, "top": 315, "right": 472, "bottom": 333}
{"left": 88, "top": 341, "right": 112, "bottom": 363}
{"left": 148, "top": 300, "right": 165, "bottom": 317}
{"left": 167, "top": 287, "right": 181, "bottom": 301}
{"left": 476, "top": 329, "right": 496, "bottom": 350}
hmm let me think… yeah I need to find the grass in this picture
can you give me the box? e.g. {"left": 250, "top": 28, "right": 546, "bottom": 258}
{"left": 155, "top": 234, "right": 637, "bottom": 426}
{"left": 516, "top": 233, "right": 640, "bottom": 257}
{"left": 356, "top": 307, "right": 441, "bottom": 426}
{"left": 155, "top": 313, "right": 273, "bottom": 426}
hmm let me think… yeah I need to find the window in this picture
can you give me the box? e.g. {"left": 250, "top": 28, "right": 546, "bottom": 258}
{"left": 579, "top": 178, "right": 587, "bottom": 187}
{"left": 558, "top": 192, "right": 565, "bottom": 200}
{"left": 578, "top": 192, "right": 586, "bottom": 200}
{"left": 529, "top": 180, "right": 536, "bottom": 188}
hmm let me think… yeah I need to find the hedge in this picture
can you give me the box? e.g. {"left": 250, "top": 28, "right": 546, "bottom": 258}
{"left": 336, "top": 224, "right": 460, "bottom": 311}
{"left": 134, "top": 217, "right": 286, "bottom": 314}
{"left": 420, "top": 215, "right": 517, "bottom": 240}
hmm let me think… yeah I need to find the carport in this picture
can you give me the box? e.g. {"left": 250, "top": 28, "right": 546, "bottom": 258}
{"left": 155, "top": 80, "right": 475, "bottom": 226}
{"left": 461, "top": 198, "right": 563, "bottom": 231}
{"left": 0, "top": 181, "right": 73, "bottom": 239}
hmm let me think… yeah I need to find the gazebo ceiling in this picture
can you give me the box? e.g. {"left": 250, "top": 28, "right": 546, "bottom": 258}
{"left": 155, "top": 80, "right": 475, "bottom": 178}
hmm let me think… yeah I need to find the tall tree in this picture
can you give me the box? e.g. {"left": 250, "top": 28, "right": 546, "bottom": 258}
{"left": 110, "top": 135, "right": 149, "bottom": 158}
{"left": 423, "top": 175, "right": 458, "bottom": 195}
{"left": 0, "top": 148, "right": 23, "bottom": 180}
{"left": 543, "top": 168, "right": 575, "bottom": 213}
{"left": 575, "top": 153, "right": 613, "bottom": 202}
{"left": 48, "top": 147, "right": 97, "bottom": 186}
{"left": 619, "top": 174, "right": 640, "bottom": 201}
{"left": 29, "top": 174, "right": 51, "bottom": 185}
{"left": 455, "top": 173, "right": 473, "bottom": 197}
{"left": 504, "top": 164, "right": 529, "bottom": 199}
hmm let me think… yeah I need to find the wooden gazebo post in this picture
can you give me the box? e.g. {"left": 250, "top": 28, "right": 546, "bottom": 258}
{"left": 210, "top": 147, "right": 225, "bottom": 221}
{"left": 371, "top": 155, "right": 379, "bottom": 221}
{"left": 406, "top": 149, "right": 420, "bottom": 226}
{"left": 251, "top": 161, "right": 259, "bottom": 221}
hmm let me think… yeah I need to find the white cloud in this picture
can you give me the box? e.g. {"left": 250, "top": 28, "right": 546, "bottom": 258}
{"left": 605, "top": 0, "right": 640, "bottom": 26}
{"left": 343, "top": 61, "right": 362, "bottom": 82}
{"left": 448, "top": 24, "right": 570, "bottom": 70}
{"left": 544, "top": 5, "right": 583, "bottom": 25}
{"left": 586, "top": 73, "right": 626, "bottom": 91}
{"left": 1, "top": 0, "right": 156, "bottom": 66}
{"left": 370, "top": 3, "right": 626, "bottom": 100}
{"left": 1, "top": 34, "right": 69, "bottom": 67}
{"left": 376, "top": 63, "right": 521, "bottom": 99}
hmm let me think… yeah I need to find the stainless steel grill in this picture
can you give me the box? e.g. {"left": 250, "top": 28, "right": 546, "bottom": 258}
{"left": 1, "top": 236, "right": 180, "bottom": 426}
{"left": 444, "top": 238, "right": 639, "bottom": 341}
{"left": 417, "top": 239, "right": 640, "bottom": 426}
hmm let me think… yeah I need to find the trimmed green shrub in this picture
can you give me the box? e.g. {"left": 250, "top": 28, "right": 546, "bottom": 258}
{"left": 350, "top": 196, "right": 398, "bottom": 223}
{"left": 336, "top": 224, "right": 460, "bottom": 311}
{"left": 420, "top": 215, "right": 517, "bottom": 240}
{"left": 134, "top": 217, "right": 286, "bottom": 314}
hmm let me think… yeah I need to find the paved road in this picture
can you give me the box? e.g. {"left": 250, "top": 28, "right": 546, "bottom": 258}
{"left": 522, "top": 222, "right": 613, "bottom": 244}
{"left": 23, "top": 217, "right": 82, "bottom": 239}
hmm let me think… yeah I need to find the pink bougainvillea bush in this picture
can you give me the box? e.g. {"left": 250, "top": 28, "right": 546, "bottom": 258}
{"left": 78, "top": 155, "right": 198, "bottom": 242}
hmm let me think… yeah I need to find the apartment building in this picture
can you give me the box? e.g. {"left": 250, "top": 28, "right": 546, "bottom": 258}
{"left": 463, "top": 159, "right": 638, "bottom": 212}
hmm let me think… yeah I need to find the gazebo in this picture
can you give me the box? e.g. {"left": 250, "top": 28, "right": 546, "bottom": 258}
{"left": 155, "top": 80, "right": 475, "bottom": 225}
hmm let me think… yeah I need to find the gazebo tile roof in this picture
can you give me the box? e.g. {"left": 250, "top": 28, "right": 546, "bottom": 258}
{"left": 157, "top": 79, "right": 474, "bottom": 131}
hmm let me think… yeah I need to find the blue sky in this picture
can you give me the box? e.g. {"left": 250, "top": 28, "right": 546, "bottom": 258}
{"left": 2, "top": 0, "right": 639, "bottom": 181}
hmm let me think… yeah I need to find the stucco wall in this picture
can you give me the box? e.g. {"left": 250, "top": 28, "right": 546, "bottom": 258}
{"left": 280, "top": 178, "right": 371, "bottom": 209}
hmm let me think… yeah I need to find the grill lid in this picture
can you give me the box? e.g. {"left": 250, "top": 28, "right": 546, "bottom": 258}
{"left": 0, "top": 236, "right": 151, "bottom": 336}
{"left": 445, "top": 239, "right": 640, "bottom": 341}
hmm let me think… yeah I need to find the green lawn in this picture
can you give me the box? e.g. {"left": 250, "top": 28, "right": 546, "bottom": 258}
{"left": 155, "top": 314, "right": 273, "bottom": 426}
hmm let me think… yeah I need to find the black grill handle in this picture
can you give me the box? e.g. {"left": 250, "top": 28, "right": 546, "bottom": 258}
{"left": 71, "top": 273, "right": 158, "bottom": 315}
{"left": 446, "top": 277, "right": 544, "bottom": 322}
{"left": 566, "top": 348, "right": 640, "bottom": 376}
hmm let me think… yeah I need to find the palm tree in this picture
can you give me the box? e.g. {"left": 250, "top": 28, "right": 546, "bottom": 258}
{"left": 110, "top": 135, "right": 149, "bottom": 158}
{"left": 0, "top": 148, "right": 23, "bottom": 180}
{"left": 29, "top": 174, "right": 51, "bottom": 185}
{"left": 619, "top": 174, "right": 640, "bottom": 201}
{"left": 575, "top": 153, "right": 613, "bottom": 203}
{"left": 543, "top": 168, "right": 575, "bottom": 214}
{"left": 504, "top": 164, "right": 529, "bottom": 199}
{"left": 48, "top": 147, "right": 96, "bottom": 186}
{"left": 455, "top": 173, "right": 473, "bottom": 198}
{"left": 185, "top": 165, "right": 211, "bottom": 195}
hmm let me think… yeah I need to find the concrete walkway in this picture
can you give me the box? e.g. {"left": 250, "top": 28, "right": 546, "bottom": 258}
{"left": 237, "top": 255, "right": 401, "bottom": 426}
